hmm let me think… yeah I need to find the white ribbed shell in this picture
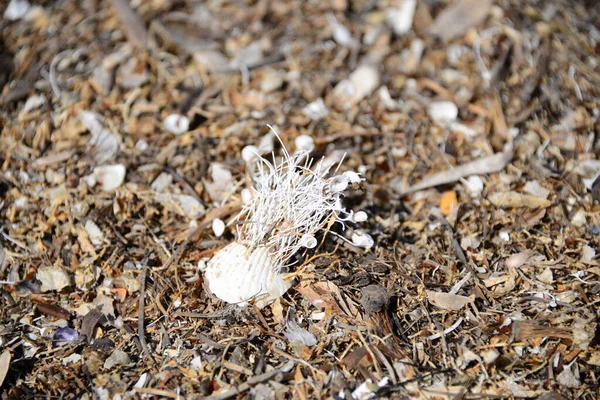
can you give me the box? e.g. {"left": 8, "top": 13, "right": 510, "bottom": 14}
{"left": 203, "top": 242, "right": 292, "bottom": 308}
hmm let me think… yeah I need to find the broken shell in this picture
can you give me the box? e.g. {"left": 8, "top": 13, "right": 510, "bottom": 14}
{"left": 352, "top": 230, "right": 374, "bottom": 249}
{"left": 294, "top": 135, "right": 315, "bottom": 153}
{"left": 331, "top": 64, "right": 380, "bottom": 109}
{"left": 386, "top": 0, "right": 417, "bottom": 35}
{"left": 343, "top": 170, "right": 364, "bottom": 183}
{"left": 329, "top": 176, "right": 349, "bottom": 193}
{"left": 299, "top": 234, "right": 317, "bottom": 249}
{"left": 83, "top": 164, "right": 126, "bottom": 192}
{"left": 204, "top": 243, "right": 292, "bottom": 308}
{"left": 212, "top": 218, "right": 225, "bottom": 237}
{"left": 163, "top": 113, "right": 190, "bottom": 135}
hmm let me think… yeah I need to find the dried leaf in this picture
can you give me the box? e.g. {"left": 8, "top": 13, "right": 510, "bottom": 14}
{"left": 426, "top": 290, "right": 472, "bottom": 310}
{"left": 489, "top": 192, "right": 551, "bottom": 209}
{"left": 36, "top": 266, "right": 72, "bottom": 292}
{"left": 0, "top": 350, "right": 10, "bottom": 387}
{"left": 428, "top": 0, "right": 492, "bottom": 42}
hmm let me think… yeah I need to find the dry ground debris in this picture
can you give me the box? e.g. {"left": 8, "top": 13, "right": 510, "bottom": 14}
{"left": 1, "top": 0, "right": 600, "bottom": 398}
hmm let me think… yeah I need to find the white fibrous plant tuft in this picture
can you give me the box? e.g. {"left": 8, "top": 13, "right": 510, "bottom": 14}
{"left": 203, "top": 130, "right": 371, "bottom": 308}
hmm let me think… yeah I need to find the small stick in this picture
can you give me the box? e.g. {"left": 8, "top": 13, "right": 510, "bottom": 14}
{"left": 138, "top": 254, "right": 150, "bottom": 358}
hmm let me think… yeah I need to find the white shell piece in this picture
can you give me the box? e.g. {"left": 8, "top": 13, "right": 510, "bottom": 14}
{"left": 294, "top": 135, "right": 315, "bottom": 153}
{"left": 242, "top": 145, "right": 260, "bottom": 162}
{"left": 84, "top": 220, "right": 104, "bottom": 246}
{"left": 353, "top": 211, "right": 368, "bottom": 222}
{"left": 83, "top": 164, "right": 126, "bottom": 192}
{"left": 427, "top": 101, "right": 458, "bottom": 123}
{"left": 299, "top": 234, "right": 317, "bottom": 249}
{"left": 212, "top": 218, "right": 225, "bottom": 237}
{"left": 163, "top": 113, "right": 190, "bottom": 135}
{"left": 204, "top": 243, "right": 292, "bottom": 308}
{"left": 329, "top": 176, "right": 349, "bottom": 193}
{"left": 352, "top": 230, "right": 374, "bottom": 249}
{"left": 331, "top": 65, "right": 380, "bottom": 109}
{"left": 343, "top": 170, "right": 364, "bottom": 183}
{"left": 386, "top": 0, "right": 417, "bottom": 35}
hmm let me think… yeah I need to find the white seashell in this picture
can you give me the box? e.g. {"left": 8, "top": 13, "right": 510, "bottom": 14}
{"left": 241, "top": 145, "right": 260, "bottom": 163}
{"left": 204, "top": 243, "right": 292, "bottom": 308}
{"left": 343, "top": 170, "right": 364, "bottom": 184}
{"left": 295, "top": 135, "right": 315, "bottom": 153}
{"left": 352, "top": 230, "right": 374, "bottom": 249}
{"left": 427, "top": 101, "right": 458, "bottom": 123}
{"left": 329, "top": 176, "right": 349, "bottom": 193}
{"left": 83, "top": 164, "right": 126, "bottom": 192}
{"left": 299, "top": 234, "right": 317, "bottom": 249}
{"left": 163, "top": 113, "right": 190, "bottom": 135}
{"left": 353, "top": 211, "right": 368, "bottom": 222}
{"left": 212, "top": 218, "right": 225, "bottom": 237}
